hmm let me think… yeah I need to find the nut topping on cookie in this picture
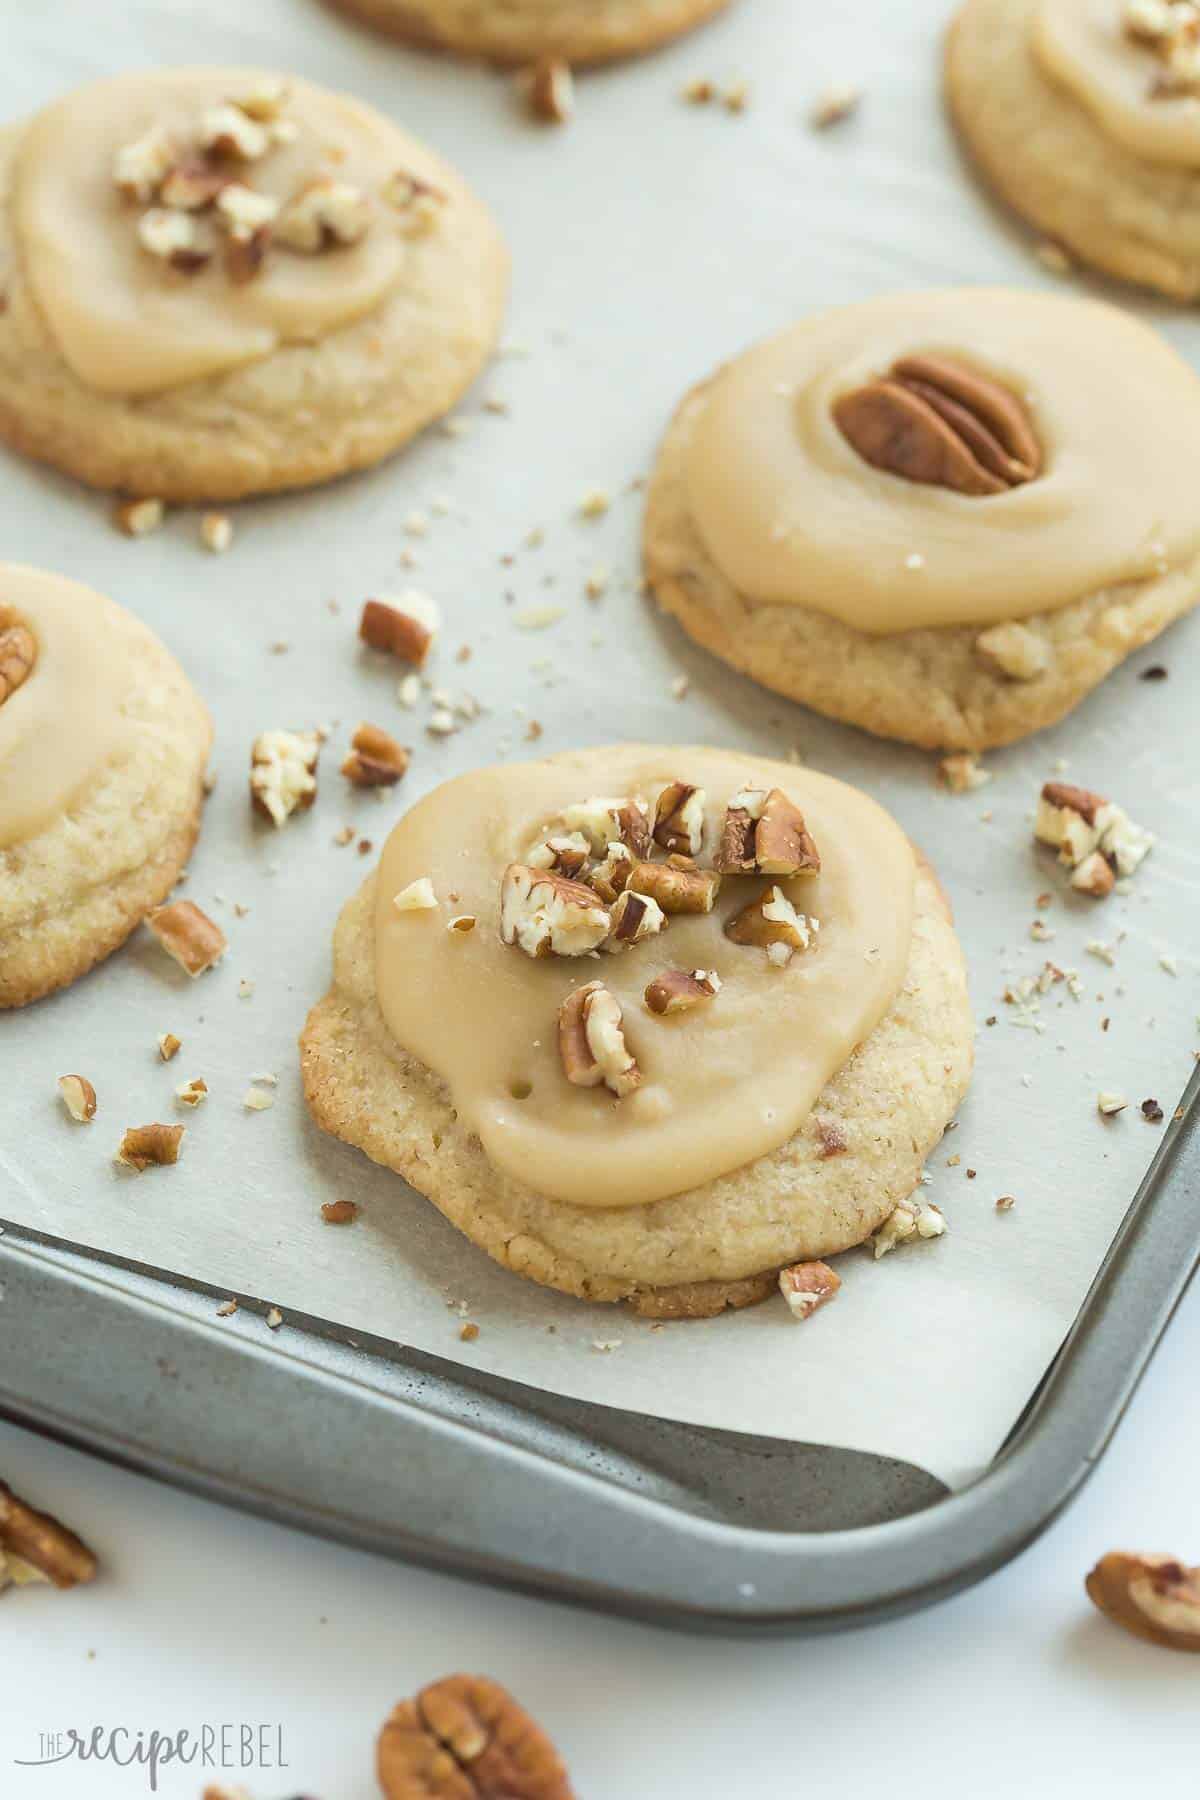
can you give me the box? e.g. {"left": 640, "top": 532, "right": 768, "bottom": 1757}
{"left": 778, "top": 1260, "right": 842, "bottom": 1321}
{"left": 1087, "top": 1550, "right": 1200, "bottom": 1652}
{"left": 604, "top": 888, "right": 666, "bottom": 953}
{"left": 159, "top": 157, "right": 228, "bottom": 212}
{"left": 341, "top": 722, "right": 410, "bottom": 788}
{"left": 725, "top": 885, "right": 818, "bottom": 966}
{"left": 276, "top": 178, "right": 373, "bottom": 252}
{"left": 586, "top": 840, "right": 635, "bottom": 902}
{"left": 146, "top": 900, "right": 228, "bottom": 977}
{"left": 500, "top": 865, "right": 611, "bottom": 958}
{"left": 560, "top": 796, "right": 652, "bottom": 859}
{"left": 527, "top": 832, "right": 591, "bottom": 878}
{"left": 250, "top": 728, "right": 320, "bottom": 827}
{"left": 834, "top": 354, "right": 1041, "bottom": 497}
{"left": 137, "top": 207, "right": 212, "bottom": 272}
{"left": 714, "top": 787, "right": 821, "bottom": 876}
{"left": 559, "top": 981, "right": 641, "bottom": 1097}
{"left": 200, "top": 102, "right": 271, "bottom": 162}
{"left": 653, "top": 781, "right": 706, "bottom": 857}
{"left": 627, "top": 855, "right": 722, "bottom": 915}
{"left": 113, "top": 124, "right": 176, "bottom": 202}
{"left": 644, "top": 967, "right": 722, "bottom": 1014}
{"left": 359, "top": 592, "right": 441, "bottom": 667}
{"left": 0, "top": 620, "right": 35, "bottom": 704}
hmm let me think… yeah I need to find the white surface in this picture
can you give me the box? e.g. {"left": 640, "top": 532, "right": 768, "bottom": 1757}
{"left": 4, "top": 0, "right": 1200, "bottom": 1489}
{"left": 2, "top": 1277, "right": 1198, "bottom": 1798}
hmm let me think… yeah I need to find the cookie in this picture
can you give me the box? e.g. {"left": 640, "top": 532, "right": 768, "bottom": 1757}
{"left": 324, "top": 0, "right": 732, "bottom": 66}
{"left": 0, "top": 564, "right": 212, "bottom": 1008}
{"left": 645, "top": 288, "right": 1200, "bottom": 752}
{"left": 0, "top": 69, "right": 508, "bottom": 503}
{"left": 947, "top": 0, "right": 1200, "bottom": 298}
{"left": 300, "top": 746, "right": 973, "bottom": 1318}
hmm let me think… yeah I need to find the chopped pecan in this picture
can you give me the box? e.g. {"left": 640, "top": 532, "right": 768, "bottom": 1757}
{"left": 586, "top": 841, "right": 634, "bottom": 902}
{"left": 1071, "top": 850, "right": 1116, "bottom": 898}
{"left": 527, "top": 832, "right": 591, "bottom": 879}
{"left": 653, "top": 782, "right": 706, "bottom": 857}
{"left": 1035, "top": 781, "right": 1112, "bottom": 866}
{"left": 234, "top": 78, "right": 292, "bottom": 122}
{"left": 200, "top": 102, "right": 270, "bottom": 161}
{"left": 137, "top": 207, "right": 212, "bottom": 271}
{"left": 175, "top": 1077, "right": 208, "bottom": 1107}
{"left": 145, "top": 900, "right": 228, "bottom": 977}
{"left": 116, "top": 1122, "right": 185, "bottom": 1170}
{"left": 113, "top": 496, "right": 165, "bottom": 537}
{"left": 360, "top": 592, "right": 440, "bottom": 667}
{"left": 0, "top": 1481, "right": 97, "bottom": 1591}
{"left": 560, "top": 795, "right": 652, "bottom": 859}
{"left": 627, "top": 855, "right": 721, "bottom": 915}
{"left": 276, "top": 177, "right": 372, "bottom": 251}
{"left": 713, "top": 787, "right": 820, "bottom": 876}
{"left": 526, "top": 56, "right": 575, "bottom": 124}
{"left": 321, "top": 1199, "right": 359, "bottom": 1224}
{"left": 1086, "top": 1551, "right": 1200, "bottom": 1652}
{"left": 975, "top": 621, "right": 1050, "bottom": 682}
{"left": 604, "top": 888, "right": 665, "bottom": 952}
{"left": 778, "top": 1260, "right": 842, "bottom": 1321}
{"left": 725, "top": 884, "right": 817, "bottom": 965}
{"left": 159, "top": 157, "right": 227, "bottom": 211}
{"left": 57, "top": 1074, "right": 97, "bottom": 1123}
{"left": 341, "top": 722, "right": 410, "bottom": 788}
{"left": 113, "top": 124, "right": 176, "bottom": 202}
{"left": 870, "top": 1198, "right": 945, "bottom": 1258}
{"left": 644, "top": 967, "right": 721, "bottom": 1015}
{"left": 500, "top": 865, "right": 610, "bottom": 958}
{"left": 224, "top": 223, "right": 271, "bottom": 283}
{"left": 393, "top": 877, "right": 438, "bottom": 912}
{"left": 377, "top": 1674, "right": 576, "bottom": 1800}
{"left": 558, "top": 982, "right": 641, "bottom": 1098}
{"left": 834, "top": 353, "right": 1041, "bottom": 496}
{"left": 0, "top": 619, "right": 35, "bottom": 704}
{"left": 251, "top": 728, "right": 320, "bottom": 826}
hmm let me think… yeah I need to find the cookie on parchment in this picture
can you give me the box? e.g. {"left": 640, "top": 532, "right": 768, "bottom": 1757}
{"left": 645, "top": 288, "right": 1200, "bottom": 751}
{"left": 0, "top": 69, "right": 507, "bottom": 503}
{"left": 324, "top": 0, "right": 733, "bottom": 66}
{"left": 0, "top": 564, "right": 212, "bottom": 1008}
{"left": 300, "top": 746, "right": 973, "bottom": 1318}
{"left": 948, "top": 0, "right": 1200, "bottom": 299}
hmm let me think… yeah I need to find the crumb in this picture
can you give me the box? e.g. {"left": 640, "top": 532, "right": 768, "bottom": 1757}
{"left": 995, "top": 1195, "right": 1016, "bottom": 1212}
{"left": 320, "top": 1200, "right": 359, "bottom": 1225}
{"left": 216, "top": 1300, "right": 238, "bottom": 1318}
{"left": 459, "top": 1322, "right": 480, "bottom": 1343}
{"left": 266, "top": 1307, "right": 283, "bottom": 1330}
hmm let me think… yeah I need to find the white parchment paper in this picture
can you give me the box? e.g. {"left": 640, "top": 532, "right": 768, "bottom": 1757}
{"left": 2, "top": 0, "right": 1197, "bottom": 1488}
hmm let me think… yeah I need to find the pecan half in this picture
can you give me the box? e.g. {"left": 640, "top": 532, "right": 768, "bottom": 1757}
{"left": 1086, "top": 1551, "right": 1200, "bottom": 1652}
{"left": 834, "top": 353, "right": 1041, "bottom": 496}
{"left": 0, "top": 1481, "right": 97, "bottom": 1591}
{"left": 558, "top": 982, "right": 640, "bottom": 1098}
{"left": 0, "top": 619, "right": 35, "bottom": 704}
{"left": 378, "top": 1674, "right": 576, "bottom": 1800}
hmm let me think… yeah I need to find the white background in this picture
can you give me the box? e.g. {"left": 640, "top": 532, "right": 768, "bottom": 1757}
{"left": 2, "top": 1286, "right": 1198, "bottom": 1799}
{"left": 3, "top": 0, "right": 1200, "bottom": 1789}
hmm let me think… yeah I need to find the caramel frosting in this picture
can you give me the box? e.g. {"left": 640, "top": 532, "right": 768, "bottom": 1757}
{"left": 373, "top": 746, "right": 916, "bottom": 1210}
{"left": 12, "top": 69, "right": 418, "bottom": 396}
{"left": 683, "top": 289, "right": 1200, "bottom": 635}
{"left": 1034, "top": 0, "right": 1200, "bottom": 166}
{"left": 0, "top": 565, "right": 142, "bottom": 849}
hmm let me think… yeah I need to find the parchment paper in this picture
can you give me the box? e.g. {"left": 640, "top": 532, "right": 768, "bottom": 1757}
{"left": 2, "top": 0, "right": 1197, "bottom": 1489}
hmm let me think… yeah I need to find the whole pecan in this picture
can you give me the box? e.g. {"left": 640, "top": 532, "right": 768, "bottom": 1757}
{"left": 833, "top": 353, "right": 1041, "bottom": 496}
{"left": 0, "top": 619, "right": 36, "bottom": 704}
{"left": 377, "top": 1674, "right": 576, "bottom": 1799}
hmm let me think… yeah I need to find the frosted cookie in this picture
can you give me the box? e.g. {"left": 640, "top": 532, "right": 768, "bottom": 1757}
{"left": 645, "top": 288, "right": 1200, "bottom": 751}
{"left": 300, "top": 745, "right": 973, "bottom": 1318}
{"left": 0, "top": 565, "right": 211, "bottom": 1008}
{"left": 948, "top": 0, "right": 1200, "bottom": 298}
{"left": 325, "top": 0, "right": 732, "bottom": 66}
{"left": 0, "top": 69, "right": 508, "bottom": 502}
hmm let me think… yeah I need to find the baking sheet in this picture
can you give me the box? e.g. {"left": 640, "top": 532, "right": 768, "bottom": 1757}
{"left": 2, "top": 0, "right": 1197, "bottom": 1491}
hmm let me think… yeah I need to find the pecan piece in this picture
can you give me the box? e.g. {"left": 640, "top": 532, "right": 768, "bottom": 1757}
{"left": 1086, "top": 1551, "right": 1200, "bottom": 1652}
{"left": 276, "top": 177, "right": 372, "bottom": 251}
{"left": 560, "top": 795, "right": 652, "bottom": 859}
{"left": 525, "top": 56, "right": 575, "bottom": 124}
{"left": 341, "top": 722, "right": 410, "bottom": 788}
{"left": 778, "top": 1260, "right": 841, "bottom": 1321}
{"left": 159, "top": 157, "right": 228, "bottom": 211}
{"left": 603, "top": 888, "right": 665, "bottom": 952}
{"left": 145, "top": 900, "right": 227, "bottom": 977}
{"left": 116, "top": 1122, "right": 185, "bottom": 1170}
{"left": 0, "top": 619, "right": 35, "bottom": 704}
{"left": 500, "top": 865, "right": 611, "bottom": 958}
{"left": 725, "top": 884, "right": 818, "bottom": 965}
{"left": 653, "top": 781, "right": 706, "bottom": 857}
{"left": 251, "top": 728, "right": 320, "bottom": 826}
{"left": 558, "top": 981, "right": 641, "bottom": 1098}
{"left": 834, "top": 353, "right": 1041, "bottom": 496}
{"left": 0, "top": 1481, "right": 97, "bottom": 1591}
{"left": 713, "top": 787, "right": 820, "bottom": 877}
{"left": 57, "top": 1074, "right": 97, "bottom": 1123}
{"left": 586, "top": 840, "right": 634, "bottom": 902}
{"left": 378, "top": 1673, "right": 575, "bottom": 1800}
{"left": 527, "top": 832, "right": 591, "bottom": 879}
{"left": 360, "top": 592, "right": 440, "bottom": 667}
{"left": 644, "top": 967, "right": 721, "bottom": 1015}
{"left": 628, "top": 855, "right": 721, "bottom": 915}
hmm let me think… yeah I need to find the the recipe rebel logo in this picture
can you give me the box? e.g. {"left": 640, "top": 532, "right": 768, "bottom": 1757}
{"left": 14, "top": 1721, "right": 289, "bottom": 1792}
